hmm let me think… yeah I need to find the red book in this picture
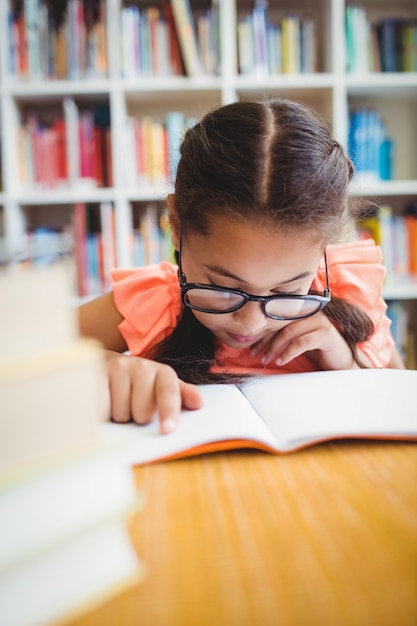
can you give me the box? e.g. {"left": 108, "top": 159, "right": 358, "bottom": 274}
{"left": 93, "top": 127, "right": 104, "bottom": 187}
{"left": 78, "top": 112, "right": 95, "bottom": 182}
{"left": 33, "top": 125, "right": 43, "bottom": 188}
{"left": 17, "top": 15, "right": 28, "bottom": 77}
{"left": 404, "top": 215, "right": 417, "bottom": 277}
{"left": 163, "top": 2, "right": 185, "bottom": 75}
{"left": 104, "top": 128, "right": 113, "bottom": 187}
{"left": 53, "top": 119, "right": 68, "bottom": 184}
{"left": 134, "top": 119, "right": 146, "bottom": 182}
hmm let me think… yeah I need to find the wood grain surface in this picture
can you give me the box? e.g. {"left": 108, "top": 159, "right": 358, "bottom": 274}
{"left": 70, "top": 441, "right": 417, "bottom": 626}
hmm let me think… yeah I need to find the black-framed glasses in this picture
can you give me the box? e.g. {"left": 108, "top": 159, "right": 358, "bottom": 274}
{"left": 178, "top": 232, "right": 331, "bottom": 321}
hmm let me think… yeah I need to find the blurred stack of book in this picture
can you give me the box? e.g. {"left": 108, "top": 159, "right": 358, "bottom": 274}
{"left": 0, "top": 264, "right": 144, "bottom": 626}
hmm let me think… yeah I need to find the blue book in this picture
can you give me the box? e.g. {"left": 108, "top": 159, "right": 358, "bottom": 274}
{"left": 139, "top": 10, "right": 152, "bottom": 76}
{"left": 377, "top": 18, "right": 405, "bottom": 72}
{"left": 24, "top": 0, "right": 41, "bottom": 79}
{"left": 252, "top": 0, "right": 269, "bottom": 76}
{"left": 348, "top": 109, "right": 368, "bottom": 174}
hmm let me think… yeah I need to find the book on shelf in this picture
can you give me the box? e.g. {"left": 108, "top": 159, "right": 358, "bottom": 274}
{"left": 348, "top": 108, "right": 392, "bottom": 183}
{"left": 120, "top": 3, "right": 186, "bottom": 78}
{"left": 386, "top": 301, "right": 410, "bottom": 366}
{"left": 10, "top": 0, "right": 108, "bottom": 80}
{"left": 72, "top": 202, "right": 118, "bottom": 297}
{"left": 404, "top": 21, "right": 417, "bottom": 72}
{"left": 266, "top": 21, "right": 282, "bottom": 75}
{"left": 300, "top": 15, "right": 317, "bottom": 73}
{"left": 237, "top": 8, "right": 316, "bottom": 76}
{"left": 196, "top": 1, "right": 219, "bottom": 75}
{"left": 73, "top": 201, "right": 89, "bottom": 297}
{"left": 356, "top": 204, "right": 417, "bottom": 286}
{"left": 377, "top": 17, "right": 406, "bottom": 73}
{"left": 100, "top": 201, "right": 117, "bottom": 291}
{"left": 252, "top": 0, "right": 269, "bottom": 76}
{"left": 345, "top": 5, "right": 371, "bottom": 73}
{"left": 170, "top": 0, "right": 202, "bottom": 77}
{"left": 162, "top": 1, "right": 183, "bottom": 75}
{"left": 281, "top": 14, "right": 301, "bottom": 74}
{"left": 132, "top": 205, "right": 173, "bottom": 268}
{"left": 63, "top": 99, "right": 112, "bottom": 191}
{"left": 237, "top": 15, "right": 255, "bottom": 76}
{"left": 125, "top": 111, "right": 192, "bottom": 189}
{"left": 103, "top": 369, "right": 417, "bottom": 466}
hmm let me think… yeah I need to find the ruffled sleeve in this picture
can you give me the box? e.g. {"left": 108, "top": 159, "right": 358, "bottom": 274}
{"left": 111, "top": 262, "right": 182, "bottom": 356}
{"left": 312, "top": 239, "right": 394, "bottom": 367}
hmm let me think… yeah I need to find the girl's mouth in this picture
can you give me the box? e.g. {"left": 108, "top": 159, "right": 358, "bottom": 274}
{"left": 227, "top": 332, "right": 261, "bottom": 344}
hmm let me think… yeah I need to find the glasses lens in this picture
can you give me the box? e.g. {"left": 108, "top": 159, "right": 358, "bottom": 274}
{"left": 265, "top": 297, "right": 322, "bottom": 319}
{"left": 184, "top": 288, "right": 245, "bottom": 312}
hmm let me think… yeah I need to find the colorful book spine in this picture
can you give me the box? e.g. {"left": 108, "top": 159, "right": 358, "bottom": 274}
{"left": 125, "top": 111, "right": 193, "bottom": 188}
{"left": 17, "top": 101, "right": 111, "bottom": 191}
{"left": 170, "top": 0, "right": 202, "bottom": 76}
{"left": 357, "top": 205, "right": 417, "bottom": 286}
{"left": 9, "top": 0, "right": 108, "bottom": 81}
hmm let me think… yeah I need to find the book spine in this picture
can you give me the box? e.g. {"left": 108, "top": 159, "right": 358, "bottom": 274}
{"left": 281, "top": 14, "right": 300, "bottom": 74}
{"left": 73, "top": 203, "right": 88, "bottom": 297}
{"left": 170, "top": 0, "right": 202, "bottom": 76}
{"left": 24, "top": 0, "right": 41, "bottom": 80}
{"left": 237, "top": 17, "right": 253, "bottom": 76}
{"left": 163, "top": 1, "right": 184, "bottom": 75}
{"left": 63, "top": 98, "right": 80, "bottom": 187}
{"left": 252, "top": 1, "right": 269, "bottom": 77}
{"left": 377, "top": 18, "right": 405, "bottom": 72}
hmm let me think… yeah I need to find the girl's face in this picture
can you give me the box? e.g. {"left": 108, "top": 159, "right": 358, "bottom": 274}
{"left": 177, "top": 215, "right": 325, "bottom": 350}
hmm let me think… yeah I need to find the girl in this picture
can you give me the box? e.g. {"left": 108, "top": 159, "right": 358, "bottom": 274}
{"left": 78, "top": 98, "right": 404, "bottom": 434}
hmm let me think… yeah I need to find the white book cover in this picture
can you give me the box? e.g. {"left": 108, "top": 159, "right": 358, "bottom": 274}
{"left": 0, "top": 519, "right": 144, "bottom": 626}
{"left": 0, "top": 428, "right": 140, "bottom": 573}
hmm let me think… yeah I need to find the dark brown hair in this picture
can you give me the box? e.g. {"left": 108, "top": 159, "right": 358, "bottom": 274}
{"left": 147, "top": 99, "right": 374, "bottom": 382}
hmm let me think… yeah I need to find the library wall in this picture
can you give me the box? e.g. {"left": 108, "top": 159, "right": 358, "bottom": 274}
{"left": 0, "top": 0, "right": 416, "bottom": 366}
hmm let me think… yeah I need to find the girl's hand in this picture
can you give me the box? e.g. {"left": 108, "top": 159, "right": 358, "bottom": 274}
{"left": 105, "top": 352, "right": 204, "bottom": 434}
{"left": 251, "top": 313, "right": 359, "bottom": 370}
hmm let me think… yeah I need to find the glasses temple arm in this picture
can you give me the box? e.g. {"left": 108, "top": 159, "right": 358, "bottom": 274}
{"left": 323, "top": 249, "right": 331, "bottom": 298}
{"left": 178, "top": 229, "right": 187, "bottom": 285}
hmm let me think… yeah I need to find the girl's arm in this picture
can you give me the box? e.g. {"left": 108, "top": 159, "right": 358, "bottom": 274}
{"left": 77, "top": 292, "right": 127, "bottom": 352}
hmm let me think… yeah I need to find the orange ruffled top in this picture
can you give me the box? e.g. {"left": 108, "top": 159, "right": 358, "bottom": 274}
{"left": 112, "top": 239, "right": 393, "bottom": 374}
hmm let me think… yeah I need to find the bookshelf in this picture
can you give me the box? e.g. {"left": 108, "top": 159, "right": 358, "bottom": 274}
{"left": 0, "top": 0, "right": 416, "bottom": 365}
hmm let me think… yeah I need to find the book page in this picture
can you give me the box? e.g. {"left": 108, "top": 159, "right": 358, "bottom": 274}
{"left": 238, "top": 369, "right": 417, "bottom": 451}
{"left": 102, "top": 383, "right": 277, "bottom": 466}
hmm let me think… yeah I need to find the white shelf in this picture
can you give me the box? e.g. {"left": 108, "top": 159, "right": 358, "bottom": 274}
{"left": 383, "top": 283, "right": 417, "bottom": 301}
{"left": 345, "top": 72, "right": 417, "bottom": 94}
{"left": 349, "top": 180, "right": 417, "bottom": 197}
{"left": 7, "top": 79, "right": 114, "bottom": 98}
{"left": 13, "top": 188, "right": 118, "bottom": 206}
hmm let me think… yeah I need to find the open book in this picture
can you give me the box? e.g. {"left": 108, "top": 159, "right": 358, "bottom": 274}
{"left": 103, "top": 369, "right": 417, "bottom": 466}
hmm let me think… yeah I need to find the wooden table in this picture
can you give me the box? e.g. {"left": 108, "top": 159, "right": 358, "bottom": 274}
{"left": 71, "top": 441, "right": 417, "bottom": 626}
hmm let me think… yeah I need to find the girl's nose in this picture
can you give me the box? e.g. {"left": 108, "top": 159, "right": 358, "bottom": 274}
{"left": 232, "top": 300, "right": 266, "bottom": 332}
